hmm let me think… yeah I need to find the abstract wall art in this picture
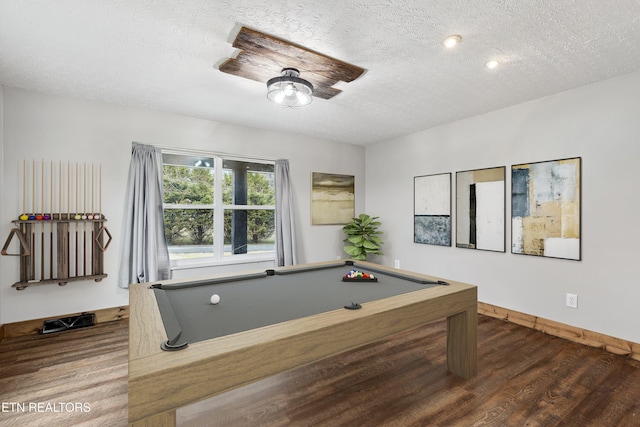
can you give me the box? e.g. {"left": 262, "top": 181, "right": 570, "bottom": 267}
{"left": 414, "top": 173, "right": 451, "bottom": 246}
{"left": 456, "top": 166, "right": 505, "bottom": 252}
{"left": 311, "top": 172, "right": 355, "bottom": 225}
{"left": 511, "top": 157, "right": 581, "bottom": 260}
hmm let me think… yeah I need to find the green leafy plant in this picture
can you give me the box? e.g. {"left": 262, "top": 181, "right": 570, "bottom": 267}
{"left": 342, "top": 214, "right": 384, "bottom": 260}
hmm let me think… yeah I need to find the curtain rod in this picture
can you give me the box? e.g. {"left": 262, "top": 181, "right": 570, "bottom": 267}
{"left": 136, "top": 142, "right": 284, "bottom": 162}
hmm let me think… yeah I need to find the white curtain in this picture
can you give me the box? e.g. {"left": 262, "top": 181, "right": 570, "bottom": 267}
{"left": 118, "top": 143, "right": 171, "bottom": 288}
{"left": 275, "top": 159, "right": 298, "bottom": 266}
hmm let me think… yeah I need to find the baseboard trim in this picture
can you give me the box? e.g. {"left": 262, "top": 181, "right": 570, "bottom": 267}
{"left": 478, "top": 302, "right": 640, "bottom": 362}
{"left": 0, "top": 306, "right": 129, "bottom": 340}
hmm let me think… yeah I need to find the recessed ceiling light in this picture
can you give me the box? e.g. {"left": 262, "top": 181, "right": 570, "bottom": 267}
{"left": 443, "top": 35, "right": 461, "bottom": 48}
{"left": 485, "top": 60, "right": 499, "bottom": 69}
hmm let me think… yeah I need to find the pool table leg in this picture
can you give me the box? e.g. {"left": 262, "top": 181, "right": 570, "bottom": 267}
{"left": 446, "top": 305, "right": 478, "bottom": 379}
{"left": 129, "top": 409, "right": 176, "bottom": 427}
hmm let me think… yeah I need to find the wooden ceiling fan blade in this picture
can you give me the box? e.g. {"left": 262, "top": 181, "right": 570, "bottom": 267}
{"left": 219, "top": 26, "right": 365, "bottom": 100}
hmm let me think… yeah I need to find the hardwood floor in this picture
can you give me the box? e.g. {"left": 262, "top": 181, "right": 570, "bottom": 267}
{"left": 1, "top": 315, "right": 639, "bottom": 426}
{"left": 0, "top": 320, "right": 128, "bottom": 427}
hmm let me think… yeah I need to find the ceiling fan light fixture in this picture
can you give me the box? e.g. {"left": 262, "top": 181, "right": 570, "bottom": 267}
{"left": 267, "top": 68, "right": 313, "bottom": 107}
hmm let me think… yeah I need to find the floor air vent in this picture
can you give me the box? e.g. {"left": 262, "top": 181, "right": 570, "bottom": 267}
{"left": 41, "top": 313, "right": 95, "bottom": 334}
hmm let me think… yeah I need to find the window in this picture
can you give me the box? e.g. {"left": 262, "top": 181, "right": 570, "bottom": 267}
{"left": 162, "top": 152, "right": 275, "bottom": 266}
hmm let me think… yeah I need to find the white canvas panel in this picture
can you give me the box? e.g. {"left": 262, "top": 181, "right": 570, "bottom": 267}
{"left": 475, "top": 181, "right": 504, "bottom": 251}
{"left": 544, "top": 237, "right": 580, "bottom": 260}
{"left": 414, "top": 174, "right": 450, "bottom": 215}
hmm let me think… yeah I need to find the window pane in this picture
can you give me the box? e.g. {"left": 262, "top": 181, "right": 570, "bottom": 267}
{"left": 163, "top": 164, "right": 214, "bottom": 205}
{"left": 222, "top": 159, "right": 274, "bottom": 206}
{"left": 222, "top": 169, "right": 232, "bottom": 205}
{"left": 164, "top": 208, "right": 214, "bottom": 260}
{"left": 248, "top": 171, "right": 275, "bottom": 205}
{"left": 162, "top": 153, "right": 214, "bottom": 169}
{"left": 223, "top": 209, "right": 275, "bottom": 256}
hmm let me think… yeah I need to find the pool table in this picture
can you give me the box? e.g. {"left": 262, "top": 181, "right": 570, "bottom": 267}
{"left": 128, "top": 260, "right": 477, "bottom": 426}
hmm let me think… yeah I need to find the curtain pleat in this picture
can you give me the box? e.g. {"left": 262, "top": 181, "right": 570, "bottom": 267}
{"left": 275, "top": 159, "right": 297, "bottom": 266}
{"left": 118, "top": 143, "right": 171, "bottom": 288}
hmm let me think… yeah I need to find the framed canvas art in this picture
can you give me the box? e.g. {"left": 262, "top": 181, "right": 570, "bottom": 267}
{"left": 511, "top": 157, "right": 581, "bottom": 260}
{"left": 456, "top": 166, "right": 505, "bottom": 252}
{"left": 414, "top": 173, "right": 451, "bottom": 246}
{"left": 311, "top": 172, "right": 355, "bottom": 225}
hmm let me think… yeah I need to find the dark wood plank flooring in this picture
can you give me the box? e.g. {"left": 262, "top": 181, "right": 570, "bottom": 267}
{"left": 0, "top": 320, "right": 128, "bottom": 427}
{"left": 1, "top": 315, "right": 639, "bottom": 426}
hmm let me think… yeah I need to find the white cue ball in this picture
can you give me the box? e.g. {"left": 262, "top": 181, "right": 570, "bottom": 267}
{"left": 210, "top": 294, "right": 221, "bottom": 305}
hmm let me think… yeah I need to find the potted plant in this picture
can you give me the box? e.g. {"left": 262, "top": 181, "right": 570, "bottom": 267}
{"left": 342, "top": 214, "right": 384, "bottom": 261}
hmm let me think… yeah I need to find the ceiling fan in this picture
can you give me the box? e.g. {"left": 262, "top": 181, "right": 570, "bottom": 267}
{"left": 219, "top": 26, "right": 366, "bottom": 103}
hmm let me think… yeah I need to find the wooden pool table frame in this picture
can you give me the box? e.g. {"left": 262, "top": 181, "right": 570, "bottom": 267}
{"left": 128, "top": 260, "right": 477, "bottom": 426}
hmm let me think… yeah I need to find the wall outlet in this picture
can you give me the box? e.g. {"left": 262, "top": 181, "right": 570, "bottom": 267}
{"left": 337, "top": 255, "right": 342, "bottom": 260}
{"left": 394, "top": 259, "right": 400, "bottom": 269}
{"left": 566, "top": 293, "right": 578, "bottom": 309}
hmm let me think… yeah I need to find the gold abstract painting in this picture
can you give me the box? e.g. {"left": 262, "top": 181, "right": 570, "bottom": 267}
{"left": 511, "top": 157, "right": 581, "bottom": 260}
{"left": 311, "top": 173, "right": 355, "bottom": 225}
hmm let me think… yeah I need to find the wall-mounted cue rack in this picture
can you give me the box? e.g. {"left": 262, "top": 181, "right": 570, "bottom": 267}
{"left": 1, "top": 160, "right": 112, "bottom": 290}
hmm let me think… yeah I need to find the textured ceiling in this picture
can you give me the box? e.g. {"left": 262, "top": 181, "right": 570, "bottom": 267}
{"left": 1, "top": 0, "right": 639, "bottom": 145}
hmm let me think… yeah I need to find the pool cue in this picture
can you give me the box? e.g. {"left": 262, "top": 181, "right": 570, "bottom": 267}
{"left": 41, "top": 160, "right": 44, "bottom": 216}
{"left": 23, "top": 159, "right": 26, "bottom": 214}
{"left": 75, "top": 161, "right": 79, "bottom": 277}
{"left": 67, "top": 161, "right": 71, "bottom": 277}
{"left": 21, "top": 160, "right": 29, "bottom": 277}
{"left": 58, "top": 161, "right": 61, "bottom": 219}
{"left": 75, "top": 161, "right": 79, "bottom": 218}
{"left": 96, "top": 163, "right": 102, "bottom": 220}
{"left": 58, "top": 160, "right": 63, "bottom": 279}
{"left": 90, "top": 163, "right": 95, "bottom": 275}
{"left": 83, "top": 162, "right": 87, "bottom": 276}
{"left": 88, "top": 163, "right": 95, "bottom": 220}
{"left": 59, "top": 160, "right": 62, "bottom": 221}
{"left": 82, "top": 163, "right": 87, "bottom": 218}
{"left": 19, "top": 159, "right": 28, "bottom": 220}
{"left": 40, "top": 160, "right": 45, "bottom": 280}
{"left": 50, "top": 160, "right": 54, "bottom": 279}
{"left": 67, "top": 162, "right": 70, "bottom": 220}
{"left": 31, "top": 159, "right": 35, "bottom": 220}
{"left": 29, "top": 159, "right": 36, "bottom": 280}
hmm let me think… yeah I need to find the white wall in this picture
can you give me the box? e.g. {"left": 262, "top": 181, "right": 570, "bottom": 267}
{"left": 0, "top": 86, "right": 4, "bottom": 324}
{"left": 0, "top": 88, "right": 365, "bottom": 324}
{"left": 365, "top": 71, "right": 640, "bottom": 343}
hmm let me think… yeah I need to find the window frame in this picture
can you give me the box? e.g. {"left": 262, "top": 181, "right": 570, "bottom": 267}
{"left": 162, "top": 151, "right": 276, "bottom": 268}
